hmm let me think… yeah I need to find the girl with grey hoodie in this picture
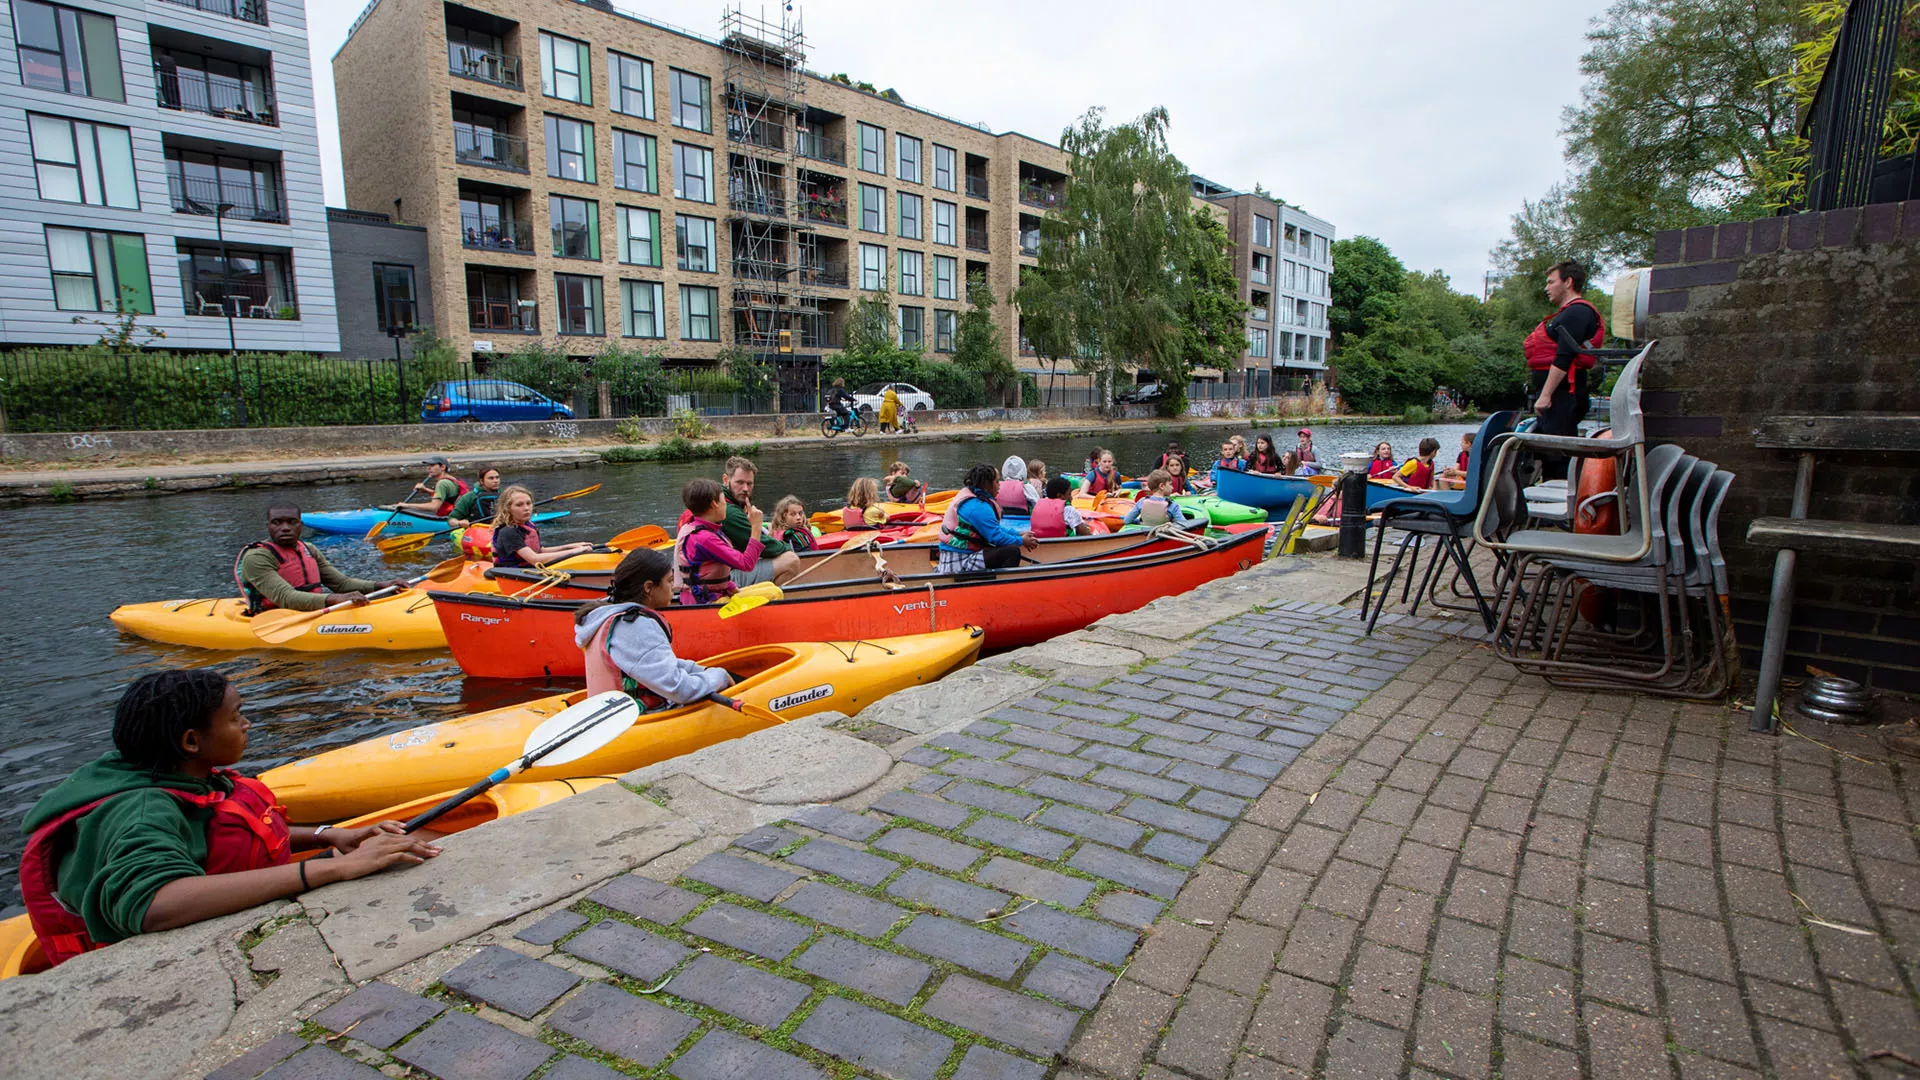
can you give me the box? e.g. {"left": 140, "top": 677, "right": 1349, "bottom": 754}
{"left": 573, "top": 548, "right": 731, "bottom": 704}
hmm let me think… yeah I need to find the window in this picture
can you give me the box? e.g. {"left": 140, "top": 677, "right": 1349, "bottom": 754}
{"left": 13, "top": 0, "right": 121, "bottom": 100}
{"left": 1284, "top": 260, "right": 1297, "bottom": 290}
{"left": 675, "top": 214, "right": 714, "bottom": 272}
{"left": 857, "top": 122, "right": 883, "bottom": 173}
{"left": 545, "top": 115, "right": 595, "bottom": 182}
{"left": 1311, "top": 302, "right": 1325, "bottom": 330}
{"left": 610, "top": 51, "right": 653, "bottom": 118}
{"left": 1315, "top": 234, "right": 1329, "bottom": 263}
{"left": 933, "top": 200, "right": 956, "bottom": 246}
{"left": 621, "top": 280, "right": 663, "bottom": 337}
{"left": 669, "top": 69, "right": 710, "bottom": 132}
{"left": 934, "top": 309, "right": 956, "bottom": 352}
{"left": 933, "top": 255, "right": 956, "bottom": 300}
{"left": 45, "top": 226, "right": 149, "bottom": 312}
{"left": 177, "top": 243, "right": 291, "bottom": 318}
{"left": 673, "top": 142, "right": 713, "bottom": 202}
{"left": 1313, "top": 268, "right": 1328, "bottom": 297}
{"left": 1251, "top": 252, "right": 1270, "bottom": 286}
{"left": 1284, "top": 224, "right": 1298, "bottom": 253}
{"left": 155, "top": 49, "right": 272, "bottom": 120}
{"left": 166, "top": 148, "right": 282, "bottom": 222}
{"left": 932, "top": 144, "right": 955, "bottom": 192}
{"left": 858, "top": 183, "right": 884, "bottom": 233}
{"left": 616, "top": 206, "right": 659, "bottom": 265}
{"left": 898, "top": 305, "right": 923, "bottom": 348}
{"left": 555, "top": 272, "right": 602, "bottom": 334}
{"left": 1248, "top": 327, "right": 1268, "bottom": 358}
{"left": 1310, "top": 336, "right": 1324, "bottom": 363}
{"left": 898, "top": 193, "right": 922, "bottom": 240}
{"left": 612, "top": 130, "right": 656, "bottom": 192}
{"left": 1250, "top": 291, "right": 1270, "bottom": 322}
{"left": 680, "top": 284, "right": 717, "bottom": 340}
{"left": 539, "top": 32, "right": 590, "bottom": 104}
{"left": 372, "top": 263, "right": 416, "bottom": 330}
{"left": 896, "top": 134, "right": 921, "bottom": 183}
{"left": 1254, "top": 214, "right": 1272, "bottom": 247}
{"left": 29, "top": 114, "right": 136, "bottom": 207}
{"left": 549, "top": 195, "right": 599, "bottom": 259}
{"left": 858, "top": 243, "right": 885, "bottom": 291}
{"left": 898, "top": 250, "right": 923, "bottom": 296}
{"left": 1296, "top": 298, "right": 1309, "bottom": 325}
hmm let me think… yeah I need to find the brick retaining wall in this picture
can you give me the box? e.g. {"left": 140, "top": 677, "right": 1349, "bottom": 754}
{"left": 1645, "top": 200, "right": 1920, "bottom": 696}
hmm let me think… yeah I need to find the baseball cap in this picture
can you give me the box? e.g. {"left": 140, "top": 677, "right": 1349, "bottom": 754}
{"left": 422, "top": 455, "right": 450, "bottom": 466}
{"left": 1297, "top": 428, "right": 1312, "bottom": 436}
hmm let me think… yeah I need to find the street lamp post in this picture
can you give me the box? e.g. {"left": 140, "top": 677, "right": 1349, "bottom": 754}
{"left": 186, "top": 196, "right": 244, "bottom": 426}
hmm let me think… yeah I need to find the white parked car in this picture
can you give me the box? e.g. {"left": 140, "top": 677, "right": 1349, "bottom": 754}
{"left": 853, "top": 381, "right": 935, "bottom": 418}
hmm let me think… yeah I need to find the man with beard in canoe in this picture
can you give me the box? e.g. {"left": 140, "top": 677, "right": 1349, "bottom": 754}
{"left": 237, "top": 504, "right": 410, "bottom": 614}
{"left": 717, "top": 457, "right": 801, "bottom": 587}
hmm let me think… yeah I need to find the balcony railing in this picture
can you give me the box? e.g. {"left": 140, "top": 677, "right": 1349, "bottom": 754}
{"left": 799, "top": 263, "right": 848, "bottom": 288}
{"left": 732, "top": 258, "right": 790, "bottom": 282}
{"left": 965, "top": 174, "right": 988, "bottom": 200}
{"left": 965, "top": 228, "right": 989, "bottom": 253}
{"left": 797, "top": 133, "right": 844, "bottom": 165}
{"left": 1019, "top": 181, "right": 1062, "bottom": 209}
{"left": 155, "top": 67, "right": 276, "bottom": 125}
{"left": 156, "top": 0, "right": 266, "bottom": 25}
{"left": 728, "top": 188, "right": 788, "bottom": 218}
{"left": 449, "top": 47, "right": 521, "bottom": 89}
{"left": 1252, "top": 268, "right": 1269, "bottom": 285}
{"left": 185, "top": 281, "right": 295, "bottom": 319}
{"left": 461, "top": 214, "right": 533, "bottom": 252}
{"left": 469, "top": 300, "right": 538, "bottom": 333}
{"left": 169, "top": 175, "right": 287, "bottom": 223}
{"left": 1018, "top": 230, "right": 1040, "bottom": 257}
{"left": 728, "top": 118, "right": 784, "bottom": 151}
{"left": 454, "top": 125, "right": 528, "bottom": 172}
{"left": 797, "top": 194, "right": 846, "bottom": 225}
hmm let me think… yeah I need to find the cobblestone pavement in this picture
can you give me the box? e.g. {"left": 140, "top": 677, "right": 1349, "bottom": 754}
{"left": 207, "top": 602, "right": 1920, "bottom": 1080}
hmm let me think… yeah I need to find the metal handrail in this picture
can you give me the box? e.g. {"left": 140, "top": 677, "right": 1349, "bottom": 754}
{"left": 454, "top": 125, "right": 528, "bottom": 171}
{"left": 154, "top": 65, "right": 275, "bottom": 125}
{"left": 155, "top": 0, "right": 266, "bottom": 25}
{"left": 450, "top": 48, "right": 522, "bottom": 89}
{"left": 461, "top": 213, "right": 532, "bottom": 252}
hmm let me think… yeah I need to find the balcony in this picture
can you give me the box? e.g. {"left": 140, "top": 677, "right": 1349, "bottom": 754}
{"left": 966, "top": 227, "right": 989, "bottom": 253}
{"left": 965, "top": 174, "right": 989, "bottom": 200}
{"left": 797, "top": 132, "right": 844, "bottom": 166}
{"left": 155, "top": 66, "right": 276, "bottom": 125}
{"left": 799, "top": 263, "right": 848, "bottom": 288}
{"left": 184, "top": 281, "right": 295, "bottom": 319}
{"left": 728, "top": 117, "right": 784, "bottom": 152}
{"left": 1019, "top": 230, "right": 1040, "bottom": 257}
{"left": 797, "top": 191, "right": 847, "bottom": 226}
{"left": 728, "top": 188, "right": 788, "bottom": 219}
{"left": 1019, "top": 180, "right": 1063, "bottom": 209}
{"left": 156, "top": 0, "right": 266, "bottom": 25}
{"left": 732, "top": 257, "right": 790, "bottom": 282}
{"left": 449, "top": 47, "right": 521, "bottom": 90}
{"left": 170, "top": 175, "right": 287, "bottom": 223}
{"left": 469, "top": 299, "right": 538, "bottom": 333}
{"left": 461, "top": 213, "right": 532, "bottom": 252}
{"left": 454, "top": 125, "right": 527, "bottom": 172}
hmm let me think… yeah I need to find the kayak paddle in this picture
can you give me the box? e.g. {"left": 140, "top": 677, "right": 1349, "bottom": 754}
{"left": 373, "top": 485, "right": 602, "bottom": 554}
{"left": 708, "top": 691, "right": 788, "bottom": 727}
{"left": 366, "top": 474, "right": 435, "bottom": 540}
{"left": 607, "top": 524, "right": 672, "bottom": 550}
{"left": 401, "top": 691, "right": 641, "bottom": 833}
{"left": 248, "top": 555, "right": 467, "bottom": 644}
{"left": 717, "top": 537, "right": 888, "bottom": 618}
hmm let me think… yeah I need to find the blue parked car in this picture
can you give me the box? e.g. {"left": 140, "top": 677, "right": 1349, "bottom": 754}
{"left": 420, "top": 380, "right": 574, "bottom": 423}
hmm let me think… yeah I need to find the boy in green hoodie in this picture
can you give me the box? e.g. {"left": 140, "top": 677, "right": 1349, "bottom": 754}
{"left": 20, "top": 670, "right": 438, "bottom": 963}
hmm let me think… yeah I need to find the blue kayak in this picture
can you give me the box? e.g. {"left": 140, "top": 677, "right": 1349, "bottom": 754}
{"left": 1211, "top": 467, "right": 1404, "bottom": 519}
{"left": 301, "top": 508, "right": 572, "bottom": 536}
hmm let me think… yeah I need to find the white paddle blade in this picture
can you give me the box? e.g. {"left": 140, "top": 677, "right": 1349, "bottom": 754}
{"left": 522, "top": 691, "right": 642, "bottom": 767}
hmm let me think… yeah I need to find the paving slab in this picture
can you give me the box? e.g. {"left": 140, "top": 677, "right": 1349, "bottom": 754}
{"left": 783, "top": 837, "right": 899, "bottom": 886}
{"left": 670, "top": 1028, "right": 825, "bottom": 1080}
{"left": 561, "top": 919, "right": 694, "bottom": 981}
{"left": 886, "top": 867, "right": 1010, "bottom": 920}
{"left": 683, "top": 902, "right": 813, "bottom": 961}
{"left": 259, "top": 1046, "right": 386, "bottom": 1080}
{"left": 440, "top": 944, "right": 582, "bottom": 1018}
{"left": 1022, "top": 951, "right": 1117, "bottom": 1009}
{"left": 546, "top": 981, "right": 701, "bottom": 1067}
{"left": 792, "top": 996, "right": 954, "bottom": 1080}
{"left": 894, "top": 915, "right": 1032, "bottom": 979}
{"left": 792, "top": 935, "right": 933, "bottom": 1006}
{"left": 665, "top": 954, "right": 813, "bottom": 1029}
{"left": 683, "top": 852, "right": 803, "bottom": 902}
{"left": 587, "top": 874, "right": 707, "bottom": 924}
{"left": 308, "top": 980, "right": 446, "bottom": 1048}
{"left": 781, "top": 881, "right": 910, "bottom": 938}
{"left": 922, "top": 974, "right": 1081, "bottom": 1056}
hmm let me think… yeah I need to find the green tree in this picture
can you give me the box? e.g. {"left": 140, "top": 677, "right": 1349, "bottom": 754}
{"left": 1329, "top": 236, "right": 1406, "bottom": 346}
{"left": 1173, "top": 209, "right": 1249, "bottom": 417}
{"left": 1015, "top": 105, "right": 1204, "bottom": 413}
{"left": 716, "top": 344, "right": 773, "bottom": 395}
{"left": 951, "top": 274, "right": 1018, "bottom": 405}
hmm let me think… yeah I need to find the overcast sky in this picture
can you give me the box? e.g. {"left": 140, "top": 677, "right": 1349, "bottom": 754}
{"left": 304, "top": 0, "right": 1609, "bottom": 295}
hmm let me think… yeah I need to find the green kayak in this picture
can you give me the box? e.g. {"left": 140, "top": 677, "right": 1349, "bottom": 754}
{"left": 1174, "top": 494, "right": 1266, "bottom": 525}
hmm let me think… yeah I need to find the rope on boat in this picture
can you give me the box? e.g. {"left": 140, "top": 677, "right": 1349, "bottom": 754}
{"left": 826, "top": 638, "right": 896, "bottom": 662}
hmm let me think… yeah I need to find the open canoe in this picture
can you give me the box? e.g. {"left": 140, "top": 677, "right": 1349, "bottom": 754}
{"left": 430, "top": 527, "right": 1265, "bottom": 680}
{"left": 1211, "top": 467, "right": 1407, "bottom": 518}
{"left": 263, "top": 628, "right": 984, "bottom": 819}
{"left": 0, "top": 777, "right": 616, "bottom": 981}
{"left": 301, "top": 507, "right": 570, "bottom": 536}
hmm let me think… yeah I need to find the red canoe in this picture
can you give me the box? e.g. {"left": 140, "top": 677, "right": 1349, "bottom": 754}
{"left": 431, "top": 526, "right": 1268, "bottom": 679}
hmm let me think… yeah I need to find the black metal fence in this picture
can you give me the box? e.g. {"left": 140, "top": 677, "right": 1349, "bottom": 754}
{"left": 1799, "top": 0, "right": 1907, "bottom": 211}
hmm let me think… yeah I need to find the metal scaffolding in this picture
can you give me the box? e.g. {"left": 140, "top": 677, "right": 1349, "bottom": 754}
{"left": 720, "top": 4, "right": 820, "bottom": 358}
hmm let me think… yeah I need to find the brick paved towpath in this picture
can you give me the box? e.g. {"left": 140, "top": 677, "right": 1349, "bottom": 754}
{"left": 201, "top": 602, "right": 1920, "bottom": 1080}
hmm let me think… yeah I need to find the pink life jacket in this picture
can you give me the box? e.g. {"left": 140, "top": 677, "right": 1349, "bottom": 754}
{"left": 584, "top": 607, "right": 672, "bottom": 709}
{"left": 994, "top": 479, "right": 1030, "bottom": 513}
{"left": 842, "top": 506, "right": 866, "bottom": 530}
{"left": 1030, "top": 498, "right": 1069, "bottom": 538}
{"left": 234, "top": 540, "right": 323, "bottom": 614}
{"left": 939, "top": 487, "right": 976, "bottom": 548}
{"left": 21, "top": 770, "right": 291, "bottom": 968}
{"left": 676, "top": 519, "right": 741, "bottom": 604}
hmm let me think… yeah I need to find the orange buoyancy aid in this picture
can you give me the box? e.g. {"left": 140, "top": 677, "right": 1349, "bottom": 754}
{"left": 1523, "top": 297, "right": 1606, "bottom": 372}
{"left": 235, "top": 540, "right": 324, "bottom": 614}
{"left": 583, "top": 607, "right": 673, "bottom": 709}
{"left": 1029, "top": 498, "right": 1069, "bottom": 539}
{"left": 21, "top": 770, "right": 291, "bottom": 967}
{"left": 432, "top": 476, "right": 473, "bottom": 516}
{"left": 1402, "top": 458, "right": 1436, "bottom": 490}
{"left": 995, "top": 479, "right": 1031, "bottom": 513}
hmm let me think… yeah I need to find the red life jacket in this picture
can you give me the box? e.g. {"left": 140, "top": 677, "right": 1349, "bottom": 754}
{"left": 425, "top": 475, "right": 473, "bottom": 517}
{"left": 1030, "top": 498, "right": 1069, "bottom": 538}
{"left": 1167, "top": 472, "right": 1188, "bottom": 495}
{"left": 995, "top": 479, "right": 1030, "bottom": 513}
{"left": 494, "top": 523, "right": 541, "bottom": 568}
{"left": 584, "top": 607, "right": 672, "bottom": 710}
{"left": 20, "top": 770, "right": 291, "bottom": 968}
{"left": 1403, "top": 458, "right": 1436, "bottom": 490}
{"left": 1523, "top": 298, "right": 1606, "bottom": 372}
{"left": 234, "top": 540, "right": 324, "bottom": 615}
{"left": 1085, "top": 469, "right": 1118, "bottom": 496}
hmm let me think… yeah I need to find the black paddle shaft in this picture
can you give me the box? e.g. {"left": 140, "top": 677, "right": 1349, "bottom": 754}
{"left": 399, "top": 700, "right": 627, "bottom": 833}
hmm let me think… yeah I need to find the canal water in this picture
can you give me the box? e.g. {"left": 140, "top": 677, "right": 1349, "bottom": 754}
{"left": 0, "top": 419, "right": 1471, "bottom": 901}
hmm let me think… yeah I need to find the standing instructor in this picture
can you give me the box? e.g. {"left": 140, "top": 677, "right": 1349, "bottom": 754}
{"left": 1525, "top": 259, "right": 1606, "bottom": 438}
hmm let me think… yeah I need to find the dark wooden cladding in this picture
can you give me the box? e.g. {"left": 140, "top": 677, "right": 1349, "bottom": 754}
{"left": 1751, "top": 415, "right": 1920, "bottom": 451}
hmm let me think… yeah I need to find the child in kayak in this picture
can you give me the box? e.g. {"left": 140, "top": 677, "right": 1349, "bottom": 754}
{"left": 885, "top": 461, "right": 925, "bottom": 503}
{"left": 1280, "top": 450, "right": 1315, "bottom": 477}
{"left": 996, "top": 455, "right": 1032, "bottom": 512}
{"left": 1246, "top": 435, "right": 1283, "bottom": 474}
{"left": 446, "top": 467, "right": 502, "bottom": 527}
{"left": 491, "top": 485, "right": 595, "bottom": 570}
{"left": 1368, "top": 442, "right": 1397, "bottom": 479}
{"left": 1395, "top": 438, "right": 1442, "bottom": 490}
{"left": 771, "top": 496, "right": 815, "bottom": 552}
{"left": 843, "top": 477, "right": 881, "bottom": 529}
{"left": 1123, "top": 470, "right": 1200, "bottom": 530}
{"left": 1023, "top": 459, "right": 1048, "bottom": 505}
{"left": 1029, "top": 476, "right": 1093, "bottom": 538}
{"left": 1440, "top": 432, "right": 1475, "bottom": 485}
{"left": 679, "top": 478, "right": 763, "bottom": 605}
{"left": 1083, "top": 449, "right": 1122, "bottom": 496}
{"left": 1164, "top": 454, "right": 1190, "bottom": 495}
{"left": 939, "top": 463, "right": 1037, "bottom": 572}
{"left": 574, "top": 547, "right": 732, "bottom": 704}
{"left": 19, "top": 670, "right": 437, "bottom": 965}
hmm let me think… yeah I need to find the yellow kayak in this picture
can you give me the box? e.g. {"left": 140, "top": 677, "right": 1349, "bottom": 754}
{"left": 0, "top": 777, "right": 615, "bottom": 982}
{"left": 262, "top": 627, "right": 984, "bottom": 821}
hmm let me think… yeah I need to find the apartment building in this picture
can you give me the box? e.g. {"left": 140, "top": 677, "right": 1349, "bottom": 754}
{"left": 0, "top": 0, "right": 338, "bottom": 350}
{"left": 1191, "top": 175, "right": 1335, "bottom": 395}
{"left": 333, "top": 0, "right": 1069, "bottom": 398}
